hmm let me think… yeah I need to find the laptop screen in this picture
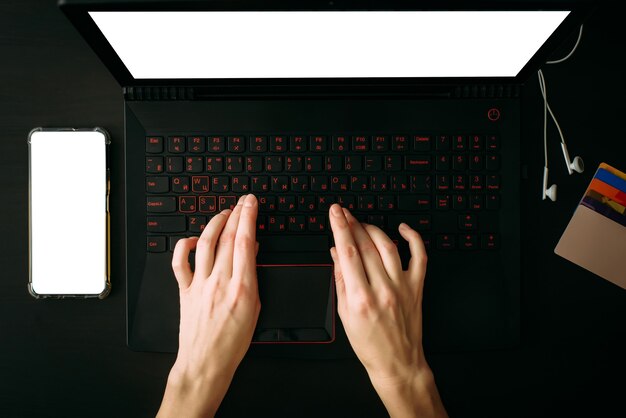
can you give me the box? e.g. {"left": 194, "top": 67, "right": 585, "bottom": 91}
{"left": 88, "top": 11, "right": 570, "bottom": 80}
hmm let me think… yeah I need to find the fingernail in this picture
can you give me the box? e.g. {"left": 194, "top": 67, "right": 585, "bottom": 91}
{"left": 342, "top": 208, "right": 350, "bottom": 217}
{"left": 399, "top": 222, "right": 410, "bottom": 230}
{"left": 331, "top": 204, "right": 342, "bottom": 217}
{"left": 237, "top": 195, "right": 247, "bottom": 205}
{"left": 244, "top": 194, "right": 256, "bottom": 207}
{"left": 222, "top": 208, "right": 232, "bottom": 215}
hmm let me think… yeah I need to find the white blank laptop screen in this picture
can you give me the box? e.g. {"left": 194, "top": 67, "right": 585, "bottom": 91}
{"left": 88, "top": 11, "right": 570, "bottom": 79}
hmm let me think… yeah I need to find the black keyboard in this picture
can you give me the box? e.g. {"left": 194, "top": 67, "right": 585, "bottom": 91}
{"left": 144, "top": 134, "right": 501, "bottom": 253}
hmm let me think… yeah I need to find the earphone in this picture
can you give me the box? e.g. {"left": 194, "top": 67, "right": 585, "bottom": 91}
{"left": 539, "top": 25, "right": 585, "bottom": 201}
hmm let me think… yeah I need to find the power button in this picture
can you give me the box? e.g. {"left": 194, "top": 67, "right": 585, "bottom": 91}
{"left": 487, "top": 108, "right": 501, "bottom": 122}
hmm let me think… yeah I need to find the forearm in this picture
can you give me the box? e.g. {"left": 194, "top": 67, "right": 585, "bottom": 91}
{"left": 370, "top": 369, "right": 448, "bottom": 418}
{"left": 157, "top": 366, "right": 233, "bottom": 418}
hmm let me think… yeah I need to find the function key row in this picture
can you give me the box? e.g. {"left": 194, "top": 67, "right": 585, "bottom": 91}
{"left": 146, "top": 134, "right": 500, "bottom": 154}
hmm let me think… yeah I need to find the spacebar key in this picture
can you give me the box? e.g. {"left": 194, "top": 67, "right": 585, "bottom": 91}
{"left": 257, "top": 235, "right": 329, "bottom": 252}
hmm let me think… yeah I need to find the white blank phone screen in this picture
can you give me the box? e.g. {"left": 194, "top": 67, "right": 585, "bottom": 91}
{"left": 88, "top": 11, "right": 569, "bottom": 79}
{"left": 29, "top": 131, "right": 107, "bottom": 296}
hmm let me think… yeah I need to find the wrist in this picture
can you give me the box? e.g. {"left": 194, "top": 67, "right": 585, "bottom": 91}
{"left": 157, "top": 362, "right": 233, "bottom": 418}
{"left": 369, "top": 367, "right": 447, "bottom": 418}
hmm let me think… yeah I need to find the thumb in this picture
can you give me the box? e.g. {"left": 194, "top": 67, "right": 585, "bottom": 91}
{"left": 330, "top": 247, "right": 346, "bottom": 313}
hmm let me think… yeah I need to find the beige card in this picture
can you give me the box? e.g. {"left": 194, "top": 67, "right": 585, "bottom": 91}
{"left": 555, "top": 205, "right": 626, "bottom": 290}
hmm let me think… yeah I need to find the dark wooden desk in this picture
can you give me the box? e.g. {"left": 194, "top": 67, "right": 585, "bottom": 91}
{"left": 1, "top": 1, "right": 624, "bottom": 417}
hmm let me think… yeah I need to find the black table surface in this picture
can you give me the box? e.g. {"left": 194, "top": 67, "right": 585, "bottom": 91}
{"left": 1, "top": 1, "right": 625, "bottom": 417}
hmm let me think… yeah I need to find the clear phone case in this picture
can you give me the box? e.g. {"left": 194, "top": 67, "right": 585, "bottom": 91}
{"left": 28, "top": 127, "right": 111, "bottom": 299}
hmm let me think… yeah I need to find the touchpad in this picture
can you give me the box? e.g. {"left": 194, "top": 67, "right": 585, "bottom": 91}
{"left": 254, "top": 264, "right": 334, "bottom": 342}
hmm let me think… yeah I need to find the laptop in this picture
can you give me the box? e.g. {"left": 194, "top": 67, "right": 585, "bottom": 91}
{"left": 59, "top": 0, "right": 589, "bottom": 356}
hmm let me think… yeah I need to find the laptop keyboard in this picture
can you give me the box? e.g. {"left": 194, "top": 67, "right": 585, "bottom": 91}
{"left": 145, "top": 134, "right": 501, "bottom": 252}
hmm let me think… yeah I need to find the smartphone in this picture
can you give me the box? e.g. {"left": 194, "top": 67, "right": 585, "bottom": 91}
{"left": 28, "top": 127, "right": 111, "bottom": 298}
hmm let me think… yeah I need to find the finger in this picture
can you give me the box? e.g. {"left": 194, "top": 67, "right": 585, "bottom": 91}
{"left": 213, "top": 195, "right": 247, "bottom": 277}
{"left": 232, "top": 194, "right": 259, "bottom": 283}
{"left": 363, "top": 223, "right": 403, "bottom": 281}
{"left": 194, "top": 209, "right": 231, "bottom": 279}
{"left": 342, "top": 208, "right": 389, "bottom": 288}
{"left": 399, "top": 223, "right": 428, "bottom": 285}
{"left": 328, "top": 204, "right": 369, "bottom": 294}
{"left": 330, "top": 246, "right": 346, "bottom": 314}
{"left": 172, "top": 237, "right": 198, "bottom": 289}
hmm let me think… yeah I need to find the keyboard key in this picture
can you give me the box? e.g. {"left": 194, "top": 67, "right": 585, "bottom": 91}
{"left": 199, "top": 196, "right": 217, "bottom": 213}
{"left": 206, "top": 157, "right": 223, "bottom": 173}
{"left": 344, "top": 156, "right": 362, "bottom": 172}
{"left": 147, "top": 236, "right": 166, "bottom": 252}
{"left": 486, "top": 134, "right": 499, "bottom": 151}
{"left": 310, "top": 135, "right": 327, "bottom": 152}
{"left": 317, "top": 195, "right": 335, "bottom": 211}
{"left": 453, "top": 135, "right": 466, "bottom": 151}
{"left": 367, "top": 215, "right": 386, "bottom": 227}
{"left": 185, "top": 156, "right": 203, "bottom": 173}
{"left": 370, "top": 175, "right": 388, "bottom": 192}
{"left": 268, "top": 215, "right": 287, "bottom": 232}
{"left": 469, "top": 154, "right": 483, "bottom": 171}
{"left": 147, "top": 216, "right": 186, "bottom": 233}
{"left": 305, "top": 156, "right": 323, "bottom": 172}
{"left": 392, "top": 135, "right": 409, "bottom": 152}
{"left": 288, "top": 215, "right": 306, "bottom": 232}
{"left": 271, "top": 176, "right": 289, "bottom": 192}
{"left": 330, "top": 175, "right": 349, "bottom": 192}
{"left": 458, "top": 213, "right": 478, "bottom": 230}
{"left": 187, "top": 136, "right": 205, "bottom": 153}
{"left": 405, "top": 156, "right": 430, "bottom": 171}
{"left": 246, "top": 156, "right": 263, "bottom": 173}
{"left": 265, "top": 156, "right": 283, "bottom": 173}
{"left": 310, "top": 175, "right": 329, "bottom": 192}
{"left": 298, "top": 195, "right": 316, "bottom": 211}
{"left": 225, "top": 156, "right": 243, "bottom": 173}
{"left": 168, "top": 136, "right": 185, "bottom": 153}
{"left": 325, "top": 156, "right": 342, "bottom": 172}
{"left": 453, "top": 175, "right": 467, "bottom": 191}
{"left": 166, "top": 156, "right": 183, "bottom": 173}
{"left": 332, "top": 135, "right": 350, "bottom": 152}
{"left": 146, "top": 177, "right": 168, "bottom": 193}
{"left": 191, "top": 176, "right": 210, "bottom": 193}
{"left": 290, "top": 135, "right": 307, "bottom": 152}
{"left": 398, "top": 195, "right": 430, "bottom": 210}
{"left": 171, "top": 176, "right": 190, "bottom": 193}
{"left": 453, "top": 154, "right": 467, "bottom": 171}
{"left": 147, "top": 196, "right": 176, "bottom": 213}
{"left": 352, "top": 135, "right": 369, "bottom": 152}
{"left": 470, "top": 175, "right": 483, "bottom": 191}
{"left": 269, "top": 135, "right": 287, "bottom": 152}
{"left": 218, "top": 195, "right": 237, "bottom": 211}
{"left": 179, "top": 196, "right": 197, "bottom": 213}
{"left": 212, "top": 176, "right": 229, "bottom": 192}
{"left": 481, "top": 233, "right": 499, "bottom": 249}
{"left": 365, "top": 156, "right": 382, "bottom": 171}
{"left": 436, "top": 234, "right": 455, "bottom": 250}
{"left": 358, "top": 195, "right": 376, "bottom": 211}
{"left": 278, "top": 195, "right": 297, "bottom": 211}
{"left": 470, "top": 194, "right": 483, "bottom": 210}
{"left": 385, "top": 155, "right": 402, "bottom": 171}
{"left": 227, "top": 136, "right": 245, "bottom": 153}
{"left": 436, "top": 135, "right": 450, "bottom": 151}
{"left": 486, "top": 194, "right": 500, "bottom": 210}
{"left": 207, "top": 136, "right": 225, "bottom": 153}
{"left": 259, "top": 195, "right": 276, "bottom": 211}
{"left": 410, "top": 175, "right": 431, "bottom": 193}
{"left": 459, "top": 234, "right": 478, "bottom": 250}
{"left": 285, "top": 156, "right": 303, "bottom": 172}
{"left": 486, "top": 154, "right": 500, "bottom": 171}
{"left": 188, "top": 215, "right": 207, "bottom": 233}
{"left": 436, "top": 175, "right": 450, "bottom": 191}
{"left": 291, "top": 175, "right": 309, "bottom": 192}
{"left": 391, "top": 175, "right": 409, "bottom": 192}
{"left": 486, "top": 174, "right": 500, "bottom": 190}
{"left": 435, "top": 155, "right": 450, "bottom": 171}
{"left": 469, "top": 135, "right": 483, "bottom": 151}
{"left": 436, "top": 195, "right": 450, "bottom": 210}
{"left": 250, "top": 136, "right": 267, "bottom": 153}
{"left": 146, "top": 136, "right": 163, "bottom": 153}
{"left": 231, "top": 176, "right": 250, "bottom": 193}
{"left": 251, "top": 176, "right": 269, "bottom": 193}
{"left": 413, "top": 135, "right": 431, "bottom": 152}
{"left": 372, "top": 135, "right": 389, "bottom": 152}
{"left": 146, "top": 157, "right": 164, "bottom": 173}
{"left": 452, "top": 194, "right": 467, "bottom": 210}
{"left": 350, "top": 175, "right": 368, "bottom": 191}
{"left": 336, "top": 195, "right": 356, "bottom": 211}
{"left": 307, "top": 215, "right": 326, "bottom": 231}
{"left": 378, "top": 195, "right": 396, "bottom": 211}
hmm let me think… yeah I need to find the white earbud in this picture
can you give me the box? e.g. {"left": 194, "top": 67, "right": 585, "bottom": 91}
{"left": 543, "top": 167, "right": 557, "bottom": 201}
{"left": 561, "top": 143, "right": 584, "bottom": 174}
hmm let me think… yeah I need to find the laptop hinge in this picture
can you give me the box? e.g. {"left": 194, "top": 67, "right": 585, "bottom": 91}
{"left": 123, "top": 86, "right": 195, "bottom": 101}
{"left": 123, "top": 84, "right": 519, "bottom": 101}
